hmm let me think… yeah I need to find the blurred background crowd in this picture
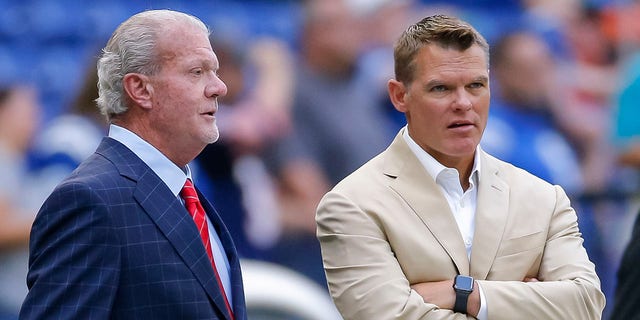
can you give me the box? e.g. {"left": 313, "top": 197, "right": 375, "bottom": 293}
{"left": 1, "top": 0, "right": 639, "bottom": 319}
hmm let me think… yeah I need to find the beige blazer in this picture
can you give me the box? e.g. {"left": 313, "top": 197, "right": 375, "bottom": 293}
{"left": 316, "top": 130, "right": 605, "bottom": 320}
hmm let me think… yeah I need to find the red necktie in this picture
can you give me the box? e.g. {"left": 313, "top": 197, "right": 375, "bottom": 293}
{"left": 181, "top": 179, "right": 234, "bottom": 319}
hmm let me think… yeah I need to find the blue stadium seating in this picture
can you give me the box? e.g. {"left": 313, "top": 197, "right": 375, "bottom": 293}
{"left": 0, "top": 0, "right": 303, "bottom": 123}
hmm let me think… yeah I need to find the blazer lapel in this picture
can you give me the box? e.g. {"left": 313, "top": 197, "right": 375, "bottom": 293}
{"left": 198, "top": 188, "right": 246, "bottom": 319}
{"left": 98, "top": 138, "right": 233, "bottom": 319}
{"left": 469, "top": 151, "right": 510, "bottom": 280}
{"left": 384, "top": 131, "right": 470, "bottom": 275}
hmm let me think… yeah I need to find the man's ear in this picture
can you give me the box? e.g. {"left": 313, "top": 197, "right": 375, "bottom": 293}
{"left": 123, "top": 73, "right": 153, "bottom": 109}
{"left": 388, "top": 79, "right": 408, "bottom": 113}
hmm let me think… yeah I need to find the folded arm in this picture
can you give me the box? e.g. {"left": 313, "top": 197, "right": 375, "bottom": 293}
{"left": 473, "top": 186, "right": 604, "bottom": 319}
{"left": 317, "top": 185, "right": 604, "bottom": 320}
{"left": 317, "top": 192, "right": 473, "bottom": 320}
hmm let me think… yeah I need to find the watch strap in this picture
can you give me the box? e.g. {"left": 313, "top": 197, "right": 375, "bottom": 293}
{"left": 453, "top": 275, "right": 473, "bottom": 314}
{"left": 454, "top": 288, "right": 470, "bottom": 313}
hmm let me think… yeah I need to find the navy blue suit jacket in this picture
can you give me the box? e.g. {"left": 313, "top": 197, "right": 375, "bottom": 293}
{"left": 20, "top": 138, "right": 246, "bottom": 319}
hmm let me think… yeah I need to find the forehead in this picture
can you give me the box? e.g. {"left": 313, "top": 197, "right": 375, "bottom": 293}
{"left": 413, "top": 44, "right": 488, "bottom": 80}
{"left": 156, "top": 22, "right": 216, "bottom": 65}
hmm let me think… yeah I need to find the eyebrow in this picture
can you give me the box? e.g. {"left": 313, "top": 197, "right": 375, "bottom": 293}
{"left": 425, "top": 79, "right": 444, "bottom": 88}
{"left": 473, "top": 75, "right": 489, "bottom": 83}
{"left": 185, "top": 57, "right": 218, "bottom": 71}
{"left": 426, "top": 75, "right": 489, "bottom": 86}
{"left": 422, "top": 75, "right": 489, "bottom": 91}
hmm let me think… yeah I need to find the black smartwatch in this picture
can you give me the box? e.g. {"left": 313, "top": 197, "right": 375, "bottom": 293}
{"left": 453, "top": 275, "right": 474, "bottom": 314}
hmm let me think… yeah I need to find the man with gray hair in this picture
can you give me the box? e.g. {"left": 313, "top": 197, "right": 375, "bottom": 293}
{"left": 20, "top": 9, "right": 246, "bottom": 319}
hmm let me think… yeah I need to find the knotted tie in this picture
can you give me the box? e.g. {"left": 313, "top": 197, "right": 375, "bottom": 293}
{"left": 181, "top": 179, "right": 234, "bottom": 319}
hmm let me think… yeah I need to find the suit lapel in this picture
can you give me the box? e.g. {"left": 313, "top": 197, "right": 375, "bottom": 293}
{"left": 98, "top": 138, "right": 233, "bottom": 319}
{"left": 198, "top": 188, "right": 246, "bottom": 319}
{"left": 469, "top": 152, "right": 510, "bottom": 280}
{"left": 134, "top": 173, "right": 234, "bottom": 319}
{"left": 384, "top": 132, "right": 470, "bottom": 275}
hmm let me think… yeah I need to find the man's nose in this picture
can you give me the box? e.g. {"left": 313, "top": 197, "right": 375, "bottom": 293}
{"left": 206, "top": 75, "right": 227, "bottom": 98}
{"left": 453, "top": 89, "right": 473, "bottom": 111}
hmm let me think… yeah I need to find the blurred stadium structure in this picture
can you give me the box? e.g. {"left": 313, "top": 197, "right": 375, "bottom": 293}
{"left": 242, "top": 259, "right": 342, "bottom": 320}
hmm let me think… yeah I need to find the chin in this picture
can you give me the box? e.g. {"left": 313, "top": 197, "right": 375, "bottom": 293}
{"left": 447, "top": 143, "right": 478, "bottom": 158}
{"left": 205, "top": 124, "right": 220, "bottom": 144}
{"left": 208, "top": 132, "right": 220, "bottom": 144}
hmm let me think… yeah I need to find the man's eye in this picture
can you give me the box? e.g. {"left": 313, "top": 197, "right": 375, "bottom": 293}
{"left": 192, "top": 69, "right": 203, "bottom": 75}
{"left": 431, "top": 85, "right": 447, "bottom": 92}
{"left": 469, "top": 82, "right": 484, "bottom": 89}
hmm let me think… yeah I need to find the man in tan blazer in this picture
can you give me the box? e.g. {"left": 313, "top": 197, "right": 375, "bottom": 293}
{"left": 316, "top": 15, "right": 605, "bottom": 319}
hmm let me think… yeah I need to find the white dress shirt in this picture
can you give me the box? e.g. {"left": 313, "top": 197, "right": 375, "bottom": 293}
{"left": 108, "top": 124, "right": 233, "bottom": 305}
{"left": 403, "top": 126, "right": 487, "bottom": 319}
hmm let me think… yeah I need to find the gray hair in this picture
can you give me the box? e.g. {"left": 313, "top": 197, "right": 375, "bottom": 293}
{"left": 96, "top": 10, "right": 210, "bottom": 120}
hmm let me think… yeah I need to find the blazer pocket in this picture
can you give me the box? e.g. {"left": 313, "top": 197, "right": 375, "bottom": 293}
{"left": 489, "top": 247, "right": 544, "bottom": 279}
{"left": 496, "top": 230, "right": 545, "bottom": 257}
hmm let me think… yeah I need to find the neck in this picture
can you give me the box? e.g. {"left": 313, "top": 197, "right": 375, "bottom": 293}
{"left": 111, "top": 119, "right": 200, "bottom": 168}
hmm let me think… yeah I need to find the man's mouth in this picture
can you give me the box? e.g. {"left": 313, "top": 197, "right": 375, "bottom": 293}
{"left": 448, "top": 121, "right": 472, "bottom": 129}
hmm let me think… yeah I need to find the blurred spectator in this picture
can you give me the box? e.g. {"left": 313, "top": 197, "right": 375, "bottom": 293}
{"left": 480, "top": 32, "right": 612, "bottom": 298}
{"left": 599, "top": 4, "right": 640, "bottom": 319}
{"left": 353, "top": 0, "right": 422, "bottom": 131}
{"left": 29, "top": 55, "right": 107, "bottom": 199}
{"left": 609, "top": 54, "right": 640, "bottom": 318}
{"left": 559, "top": 5, "right": 619, "bottom": 193}
{"left": 197, "top": 35, "right": 295, "bottom": 259}
{"left": 520, "top": 1, "right": 619, "bottom": 193}
{"left": 601, "top": 0, "right": 640, "bottom": 53}
{"left": 481, "top": 31, "right": 585, "bottom": 194}
{"left": 0, "top": 84, "right": 42, "bottom": 319}
{"left": 612, "top": 52, "right": 640, "bottom": 171}
{"left": 214, "top": 38, "right": 294, "bottom": 157}
{"left": 263, "top": 0, "right": 394, "bottom": 286}
{"left": 520, "top": 0, "right": 577, "bottom": 59}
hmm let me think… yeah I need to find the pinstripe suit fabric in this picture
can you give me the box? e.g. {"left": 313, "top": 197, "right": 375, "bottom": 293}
{"left": 20, "top": 137, "right": 246, "bottom": 320}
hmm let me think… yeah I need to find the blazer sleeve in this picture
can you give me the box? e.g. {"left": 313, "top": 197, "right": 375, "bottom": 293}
{"left": 20, "top": 181, "right": 119, "bottom": 320}
{"left": 316, "top": 191, "right": 473, "bottom": 320}
{"left": 477, "top": 185, "right": 605, "bottom": 320}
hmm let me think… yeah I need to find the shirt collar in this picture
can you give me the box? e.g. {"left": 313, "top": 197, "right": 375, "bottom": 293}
{"left": 401, "top": 126, "right": 482, "bottom": 187}
{"left": 108, "top": 124, "right": 190, "bottom": 197}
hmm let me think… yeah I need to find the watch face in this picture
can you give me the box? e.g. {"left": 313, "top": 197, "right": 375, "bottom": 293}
{"left": 455, "top": 275, "right": 474, "bottom": 291}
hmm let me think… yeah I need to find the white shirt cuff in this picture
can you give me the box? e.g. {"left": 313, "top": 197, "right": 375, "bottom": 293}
{"left": 476, "top": 282, "right": 488, "bottom": 320}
